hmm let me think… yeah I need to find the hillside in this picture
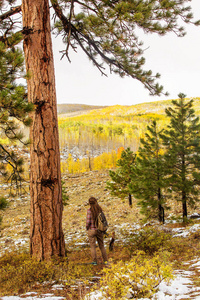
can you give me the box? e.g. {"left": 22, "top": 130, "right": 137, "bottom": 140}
{"left": 57, "top": 103, "right": 107, "bottom": 115}
{"left": 58, "top": 97, "right": 200, "bottom": 119}
{"left": 57, "top": 97, "right": 200, "bottom": 168}
{"left": 1, "top": 170, "right": 200, "bottom": 299}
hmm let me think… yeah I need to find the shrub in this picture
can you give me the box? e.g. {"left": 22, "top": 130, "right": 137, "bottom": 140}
{"left": 93, "top": 251, "right": 173, "bottom": 299}
{"left": 0, "top": 251, "right": 93, "bottom": 296}
{"left": 0, "top": 197, "right": 9, "bottom": 226}
{"left": 0, "top": 197, "right": 9, "bottom": 210}
{"left": 127, "top": 227, "right": 172, "bottom": 256}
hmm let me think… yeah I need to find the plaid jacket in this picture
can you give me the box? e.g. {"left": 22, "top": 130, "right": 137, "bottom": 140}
{"left": 86, "top": 208, "right": 97, "bottom": 230}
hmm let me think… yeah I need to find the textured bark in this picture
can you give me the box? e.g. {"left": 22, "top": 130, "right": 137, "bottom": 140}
{"left": 22, "top": 0, "right": 65, "bottom": 260}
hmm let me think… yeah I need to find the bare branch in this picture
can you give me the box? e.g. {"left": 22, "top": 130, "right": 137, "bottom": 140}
{"left": 66, "top": 0, "right": 74, "bottom": 56}
{"left": 0, "top": 5, "right": 21, "bottom": 22}
{"left": 74, "top": 0, "right": 97, "bottom": 14}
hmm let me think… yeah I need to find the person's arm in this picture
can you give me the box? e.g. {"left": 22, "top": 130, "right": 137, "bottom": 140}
{"left": 86, "top": 209, "right": 91, "bottom": 230}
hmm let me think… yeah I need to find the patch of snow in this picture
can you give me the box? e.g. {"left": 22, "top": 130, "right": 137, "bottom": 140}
{"left": 84, "top": 268, "right": 200, "bottom": 300}
{"left": 172, "top": 224, "right": 200, "bottom": 237}
{"left": 14, "top": 238, "right": 28, "bottom": 246}
{"left": 158, "top": 274, "right": 192, "bottom": 296}
{"left": 172, "top": 228, "right": 189, "bottom": 237}
{"left": 0, "top": 296, "right": 65, "bottom": 300}
{"left": 84, "top": 291, "right": 106, "bottom": 300}
{"left": 191, "top": 260, "right": 200, "bottom": 269}
{"left": 51, "top": 284, "right": 65, "bottom": 290}
{"left": 189, "top": 224, "right": 200, "bottom": 232}
{"left": 189, "top": 213, "right": 200, "bottom": 219}
{"left": 23, "top": 292, "right": 37, "bottom": 296}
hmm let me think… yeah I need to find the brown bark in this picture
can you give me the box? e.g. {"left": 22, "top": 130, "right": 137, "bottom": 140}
{"left": 22, "top": 0, "right": 65, "bottom": 260}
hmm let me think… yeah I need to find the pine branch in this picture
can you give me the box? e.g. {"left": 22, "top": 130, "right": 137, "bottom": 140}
{"left": 51, "top": 0, "right": 166, "bottom": 95}
{"left": 0, "top": 144, "right": 16, "bottom": 170}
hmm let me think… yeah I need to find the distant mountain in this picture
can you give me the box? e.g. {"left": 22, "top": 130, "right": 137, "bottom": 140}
{"left": 57, "top": 103, "right": 107, "bottom": 115}
{"left": 57, "top": 98, "right": 200, "bottom": 118}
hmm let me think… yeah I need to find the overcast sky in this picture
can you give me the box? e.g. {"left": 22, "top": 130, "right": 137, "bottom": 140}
{"left": 52, "top": 0, "right": 200, "bottom": 106}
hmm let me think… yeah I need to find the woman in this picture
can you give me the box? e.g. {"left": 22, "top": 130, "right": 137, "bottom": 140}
{"left": 86, "top": 197, "right": 108, "bottom": 265}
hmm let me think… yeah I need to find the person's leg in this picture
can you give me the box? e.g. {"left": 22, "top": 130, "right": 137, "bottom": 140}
{"left": 96, "top": 231, "right": 108, "bottom": 262}
{"left": 88, "top": 230, "right": 97, "bottom": 262}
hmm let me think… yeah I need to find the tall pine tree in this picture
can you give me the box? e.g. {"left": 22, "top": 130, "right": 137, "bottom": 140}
{"left": 130, "top": 120, "right": 166, "bottom": 223}
{"left": 107, "top": 148, "right": 136, "bottom": 207}
{"left": 161, "top": 94, "right": 200, "bottom": 220}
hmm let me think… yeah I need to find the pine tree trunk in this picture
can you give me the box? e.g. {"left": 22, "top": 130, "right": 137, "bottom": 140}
{"left": 158, "top": 188, "right": 164, "bottom": 224}
{"left": 182, "top": 157, "right": 187, "bottom": 220}
{"left": 158, "top": 204, "right": 164, "bottom": 224}
{"left": 182, "top": 191, "right": 187, "bottom": 219}
{"left": 22, "top": 0, "right": 65, "bottom": 260}
{"left": 128, "top": 193, "right": 132, "bottom": 207}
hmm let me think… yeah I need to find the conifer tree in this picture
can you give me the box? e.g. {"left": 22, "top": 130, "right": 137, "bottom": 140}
{"left": 161, "top": 94, "right": 200, "bottom": 220}
{"left": 107, "top": 147, "right": 136, "bottom": 207}
{"left": 0, "top": 30, "right": 33, "bottom": 188}
{"left": 130, "top": 120, "right": 166, "bottom": 223}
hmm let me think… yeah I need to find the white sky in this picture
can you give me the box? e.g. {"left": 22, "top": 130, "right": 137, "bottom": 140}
{"left": 52, "top": 0, "right": 200, "bottom": 106}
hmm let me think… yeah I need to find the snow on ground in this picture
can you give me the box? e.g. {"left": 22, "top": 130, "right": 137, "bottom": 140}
{"left": 155, "top": 270, "right": 200, "bottom": 300}
{"left": 84, "top": 268, "right": 200, "bottom": 299}
{"left": 0, "top": 295, "right": 65, "bottom": 300}
{"left": 172, "top": 223, "right": 200, "bottom": 238}
{"left": 3, "top": 266, "right": 200, "bottom": 300}
{"left": 0, "top": 286, "right": 66, "bottom": 300}
{"left": 1, "top": 218, "right": 200, "bottom": 299}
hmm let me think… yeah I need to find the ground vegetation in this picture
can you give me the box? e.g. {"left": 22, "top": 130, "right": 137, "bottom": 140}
{"left": 1, "top": 0, "right": 200, "bottom": 260}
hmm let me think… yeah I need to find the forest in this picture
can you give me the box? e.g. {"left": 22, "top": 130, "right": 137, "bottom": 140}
{"left": 58, "top": 98, "right": 200, "bottom": 174}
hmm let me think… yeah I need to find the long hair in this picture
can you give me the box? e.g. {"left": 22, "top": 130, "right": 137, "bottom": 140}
{"left": 89, "top": 197, "right": 102, "bottom": 223}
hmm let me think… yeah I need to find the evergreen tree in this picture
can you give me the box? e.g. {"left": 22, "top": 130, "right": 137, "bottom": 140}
{"left": 107, "top": 147, "right": 136, "bottom": 207}
{"left": 161, "top": 94, "right": 200, "bottom": 220}
{"left": 0, "top": 33, "right": 33, "bottom": 188}
{"left": 130, "top": 120, "right": 166, "bottom": 223}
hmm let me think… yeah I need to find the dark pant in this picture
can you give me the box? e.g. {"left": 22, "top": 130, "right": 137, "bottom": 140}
{"left": 88, "top": 229, "right": 108, "bottom": 262}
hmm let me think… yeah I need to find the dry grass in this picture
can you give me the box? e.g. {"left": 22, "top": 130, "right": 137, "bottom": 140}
{"left": 1, "top": 170, "right": 200, "bottom": 298}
